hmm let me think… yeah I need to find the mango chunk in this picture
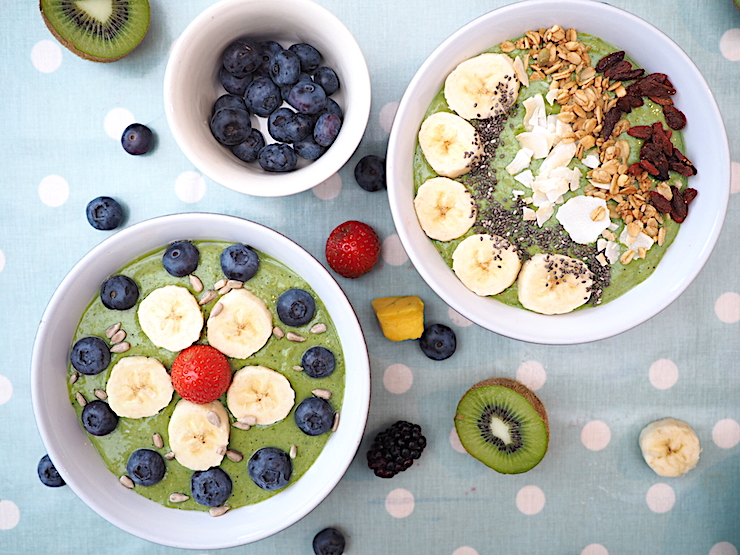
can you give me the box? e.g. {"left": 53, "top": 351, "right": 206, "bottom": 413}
{"left": 371, "top": 296, "right": 425, "bottom": 341}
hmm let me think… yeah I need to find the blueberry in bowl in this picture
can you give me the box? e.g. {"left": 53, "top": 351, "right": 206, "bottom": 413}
{"left": 191, "top": 467, "right": 233, "bottom": 506}
{"left": 81, "top": 400, "right": 119, "bottom": 436}
{"left": 248, "top": 447, "right": 292, "bottom": 490}
{"left": 220, "top": 243, "right": 259, "bottom": 281}
{"left": 301, "top": 346, "right": 335, "bottom": 378}
{"left": 127, "top": 448, "right": 166, "bottom": 486}
{"left": 163, "top": 241, "right": 200, "bottom": 277}
{"left": 276, "top": 288, "right": 316, "bottom": 327}
{"left": 295, "top": 396, "right": 335, "bottom": 436}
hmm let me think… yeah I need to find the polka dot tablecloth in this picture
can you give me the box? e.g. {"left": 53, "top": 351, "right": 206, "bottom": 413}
{"left": 2, "top": 0, "right": 740, "bottom": 553}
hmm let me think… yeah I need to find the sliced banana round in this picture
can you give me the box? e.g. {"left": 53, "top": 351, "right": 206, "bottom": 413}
{"left": 137, "top": 285, "right": 203, "bottom": 352}
{"left": 418, "top": 111, "right": 483, "bottom": 178}
{"left": 639, "top": 418, "right": 701, "bottom": 477}
{"left": 517, "top": 253, "right": 593, "bottom": 315}
{"left": 106, "top": 356, "right": 174, "bottom": 419}
{"left": 206, "top": 288, "right": 272, "bottom": 359}
{"left": 414, "top": 177, "right": 476, "bottom": 241}
{"left": 452, "top": 234, "right": 521, "bottom": 296}
{"left": 168, "top": 399, "right": 230, "bottom": 471}
{"left": 226, "top": 365, "right": 295, "bottom": 426}
{"left": 444, "top": 52, "right": 519, "bottom": 121}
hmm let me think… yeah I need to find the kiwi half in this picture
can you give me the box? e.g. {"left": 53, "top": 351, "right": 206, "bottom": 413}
{"left": 39, "top": 0, "right": 150, "bottom": 63}
{"left": 454, "top": 377, "right": 548, "bottom": 474}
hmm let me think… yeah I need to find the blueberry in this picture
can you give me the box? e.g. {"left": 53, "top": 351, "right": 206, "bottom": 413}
{"left": 162, "top": 241, "right": 200, "bottom": 277}
{"left": 313, "top": 67, "right": 340, "bottom": 96}
{"left": 231, "top": 129, "right": 266, "bottom": 163}
{"left": 81, "top": 400, "right": 119, "bottom": 436}
{"left": 294, "top": 135, "right": 326, "bottom": 160}
{"left": 313, "top": 112, "right": 342, "bottom": 147}
{"left": 269, "top": 49, "right": 301, "bottom": 87}
{"left": 247, "top": 447, "right": 292, "bottom": 490}
{"left": 213, "top": 93, "right": 248, "bottom": 114}
{"left": 191, "top": 467, "right": 233, "bottom": 507}
{"left": 268, "top": 107, "right": 313, "bottom": 143}
{"left": 289, "top": 43, "right": 321, "bottom": 73}
{"left": 221, "top": 39, "right": 261, "bottom": 78}
{"left": 258, "top": 143, "right": 298, "bottom": 172}
{"left": 419, "top": 323, "right": 457, "bottom": 360}
{"left": 257, "top": 40, "right": 284, "bottom": 76}
{"left": 281, "top": 72, "right": 312, "bottom": 101}
{"left": 210, "top": 107, "right": 252, "bottom": 146}
{"left": 70, "top": 336, "right": 111, "bottom": 375}
{"left": 295, "top": 396, "right": 335, "bottom": 436}
{"left": 244, "top": 76, "right": 282, "bottom": 117}
{"left": 354, "top": 155, "right": 386, "bottom": 192}
{"left": 313, "top": 528, "right": 346, "bottom": 555}
{"left": 86, "top": 196, "right": 124, "bottom": 230}
{"left": 220, "top": 243, "right": 260, "bottom": 282}
{"left": 100, "top": 275, "right": 139, "bottom": 310}
{"left": 219, "top": 65, "right": 252, "bottom": 96}
{"left": 121, "top": 123, "right": 154, "bottom": 155}
{"left": 276, "top": 288, "right": 316, "bottom": 327}
{"left": 38, "top": 454, "right": 65, "bottom": 487}
{"left": 287, "top": 81, "right": 327, "bottom": 115}
{"left": 126, "top": 448, "right": 166, "bottom": 486}
{"left": 301, "top": 346, "right": 335, "bottom": 378}
{"left": 322, "top": 98, "right": 343, "bottom": 120}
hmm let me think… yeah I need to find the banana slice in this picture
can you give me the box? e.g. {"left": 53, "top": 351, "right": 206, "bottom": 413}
{"left": 639, "top": 418, "right": 701, "bottom": 477}
{"left": 206, "top": 288, "right": 272, "bottom": 359}
{"left": 414, "top": 177, "right": 476, "bottom": 241}
{"left": 227, "top": 365, "right": 295, "bottom": 426}
{"left": 106, "top": 356, "right": 174, "bottom": 419}
{"left": 168, "top": 399, "right": 230, "bottom": 471}
{"left": 517, "top": 253, "right": 593, "bottom": 315}
{"left": 452, "top": 234, "right": 521, "bottom": 296}
{"left": 137, "top": 285, "right": 203, "bottom": 352}
{"left": 418, "top": 111, "right": 483, "bottom": 178}
{"left": 444, "top": 52, "right": 519, "bottom": 121}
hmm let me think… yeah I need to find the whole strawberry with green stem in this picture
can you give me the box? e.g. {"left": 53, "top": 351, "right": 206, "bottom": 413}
{"left": 325, "top": 220, "right": 381, "bottom": 279}
{"left": 171, "top": 344, "right": 232, "bottom": 404}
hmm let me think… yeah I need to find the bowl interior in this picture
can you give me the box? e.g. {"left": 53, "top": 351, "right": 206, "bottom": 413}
{"left": 387, "top": 0, "right": 730, "bottom": 344}
{"left": 164, "top": 0, "right": 371, "bottom": 197}
{"left": 31, "top": 214, "right": 370, "bottom": 549}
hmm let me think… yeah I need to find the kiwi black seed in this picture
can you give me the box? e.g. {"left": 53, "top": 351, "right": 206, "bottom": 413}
{"left": 454, "top": 377, "right": 549, "bottom": 474}
{"left": 39, "top": 0, "right": 151, "bottom": 63}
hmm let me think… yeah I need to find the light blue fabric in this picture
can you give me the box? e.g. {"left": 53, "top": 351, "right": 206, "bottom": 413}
{"left": 1, "top": 0, "right": 739, "bottom": 553}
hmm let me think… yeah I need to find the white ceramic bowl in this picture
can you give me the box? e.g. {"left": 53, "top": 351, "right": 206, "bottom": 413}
{"left": 164, "top": 0, "right": 371, "bottom": 197}
{"left": 31, "top": 214, "right": 370, "bottom": 549}
{"left": 387, "top": 0, "right": 730, "bottom": 344}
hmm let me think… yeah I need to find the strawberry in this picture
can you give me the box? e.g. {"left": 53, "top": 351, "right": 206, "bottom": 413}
{"left": 325, "top": 220, "right": 381, "bottom": 279}
{"left": 171, "top": 345, "right": 232, "bottom": 404}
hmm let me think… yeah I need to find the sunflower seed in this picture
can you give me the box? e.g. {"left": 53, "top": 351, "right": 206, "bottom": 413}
{"left": 240, "top": 415, "right": 257, "bottom": 426}
{"left": 312, "top": 388, "right": 332, "bottom": 400}
{"left": 332, "top": 412, "right": 340, "bottom": 432}
{"left": 286, "top": 332, "right": 306, "bottom": 343}
{"left": 226, "top": 280, "right": 243, "bottom": 289}
{"left": 164, "top": 451, "right": 175, "bottom": 460}
{"left": 226, "top": 449, "right": 243, "bottom": 463}
{"left": 69, "top": 372, "right": 79, "bottom": 385}
{"left": 105, "top": 322, "right": 122, "bottom": 339}
{"left": 272, "top": 326, "right": 285, "bottom": 339}
{"left": 94, "top": 389, "right": 107, "bottom": 400}
{"left": 310, "top": 323, "right": 327, "bottom": 334}
{"left": 169, "top": 492, "right": 189, "bottom": 503}
{"left": 75, "top": 392, "right": 87, "bottom": 407}
{"left": 152, "top": 433, "right": 164, "bottom": 449}
{"left": 209, "top": 506, "right": 230, "bottom": 517}
{"left": 199, "top": 290, "right": 217, "bottom": 306}
{"left": 289, "top": 444, "right": 297, "bottom": 459}
{"left": 292, "top": 366, "right": 304, "bottom": 372}
{"left": 207, "top": 411, "right": 221, "bottom": 427}
{"left": 217, "top": 284, "right": 232, "bottom": 295}
{"left": 214, "top": 279, "right": 227, "bottom": 290}
{"left": 216, "top": 445, "right": 226, "bottom": 456}
{"left": 232, "top": 422, "right": 251, "bottom": 431}
{"left": 110, "top": 341, "right": 130, "bottom": 354}
{"left": 109, "top": 329, "right": 126, "bottom": 344}
{"left": 189, "top": 274, "right": 204, "bottom": 293}
{"left": 210, "top": 302, "right": 224, "bottom": 318}
{"left": 119, "top": 475, "right": 135, "bottom": 489}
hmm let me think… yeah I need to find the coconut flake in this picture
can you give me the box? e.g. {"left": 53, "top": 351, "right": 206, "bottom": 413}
{"left": 522, "top": 207, "right": 537, "bottom": 221}
{"left": 513, "top": 55, "right": 529, "bottom": 88}
{"left": 514, "top": 169, "right": 534, "bottom": 188}
{"left": 605, "top": 241, "right": 620, "bottom": 264}
{"left": 555, "top": 196, "right": 611, "bottom": 244}
{"left": 618, "top": 228, "right": 654, "bottom": 259}
{"left": 505, "top": 147, "right": 534, "bottom": 175}
{"left": 582, "top": 154, "right": 601, "bottom": 168}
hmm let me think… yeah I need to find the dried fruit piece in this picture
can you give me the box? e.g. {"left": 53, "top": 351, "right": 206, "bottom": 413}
{"left": 595, "top": 50, "right": 625, "bottom": 73}
{"left": 627, "top": 125, "right": 653, "bottom": 140}
{"left": 683, "top": 188, "right": 698, "bottom": 204}
{"left": 663, "top": 105, "right": 687, "bottom": 130}
{"left": 670, "top": 186, "right": 689, "bottom": 223}
{"left": 649, "top": 191, "right": 672, "bottom": 214}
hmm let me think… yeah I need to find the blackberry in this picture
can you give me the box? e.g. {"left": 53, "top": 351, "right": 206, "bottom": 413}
{"left": 366, "top": 420, "right": 426, "bottom": 478}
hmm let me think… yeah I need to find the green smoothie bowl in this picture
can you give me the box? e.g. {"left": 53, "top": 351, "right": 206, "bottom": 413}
{"left": 31, "top": 213, "right": 370, "bottom": 549}
{"left": 387, "top": 0, "right": 729, "bottom": 344}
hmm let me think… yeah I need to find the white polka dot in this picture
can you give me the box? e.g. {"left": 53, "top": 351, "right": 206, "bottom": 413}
{"left": 515, "top": 485, "right": 545, "bottom": 515}
{"left": 713, "top": 419, "right": 740, "bottom": 449}
{"left": 710, "top": 542, "right": 738, "bottom": 555}
{"left": 448, "top": 307, "right": 473, "bottom": 327}
{"left": 516, "top": 360, "right": 546, "bottom": 391}
{"left": 0, "top": 375, "right": 12, "bottom": 405}
{"left": 385, "top": 488, "right": 414, "bottom": 518}
{"left": 648, "top": 358, "right": 678, "bottom": 390}
{"left": 38, "top": 175, "right": 69, "bottom": 207}
{"left": 731, "top": 162, "right": 740, "bottom": 194}
{"left": 104, "top": 107, "right": 135, "bottom": 140}
{"left": 31, "top": 40, "right": 62, "bottom": 73}
{"left": 450, "top": 426, "right": 466, "bottom": 453}
{"left": 581, "top": 544, "right": 609, "bottom": 555}
{"left": 581, "top": 420, "right": 611, "bottom": 451}
{"left": 715, "top": 292, "right": 740, "bottom": 323}
{"left": 0, "top": 249, "right": 5, "bottom": 274}
{"left": 383, "top": 363, "right": 413, "bottom": 394}
{"left": 720, "top": 29, "right": 740, "bottom": 61}
{"left": 312, "top": 173, "right": 342, "bottom": 200}
{"left": 379, "top": 102, "right": 399, "bottom": 133}
{"left": 0, "top": 500, "right": 20, "bottom": 530}
{"left": 453, "top": 547, "right": 479, "bottom": 555}
{"left": 175, "top": 171, "right": 206, "bottom": 203}
{"left": 381, "top": 234, "right": 408, "bottom": 266}
{"left": 646, "top": 483, "right": 675, "bottom": 513}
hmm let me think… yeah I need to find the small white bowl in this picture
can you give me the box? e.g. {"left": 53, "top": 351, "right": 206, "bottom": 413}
{"left": 387, "top": 0, "right": 730, "bottom": 344}
{"left": 164, "top": 0, "right": 371, "bottom": 197}
{"left": 31, "top": 214, "right": 370, "bottom": 549}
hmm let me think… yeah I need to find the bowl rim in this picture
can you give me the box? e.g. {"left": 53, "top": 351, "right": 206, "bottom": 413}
{"left": 386, "top": 0, "right": 730, "bottom": 344}
{"left": 31, "top": 213, "right": 371, "bottom": 548}
{"left": 163, "top": 0, "right": 371, "bottom": 197}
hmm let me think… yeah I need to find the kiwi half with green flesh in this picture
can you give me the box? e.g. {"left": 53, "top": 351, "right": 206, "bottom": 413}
{"left": 454, "top": 377, "right": 548, "bottom": 474}
{"left": 40, "top": 0, "right": 150, "bottom": 63}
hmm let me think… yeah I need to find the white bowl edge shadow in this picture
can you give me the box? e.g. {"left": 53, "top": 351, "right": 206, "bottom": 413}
{"left": 387, "top": 0, "right": 730, "bottom": 345}
{"left": 163, "top": 0, "right": 371, "bottom": 197}
{"left": 31, "top": 213, "right": 371, "bottom": 549}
